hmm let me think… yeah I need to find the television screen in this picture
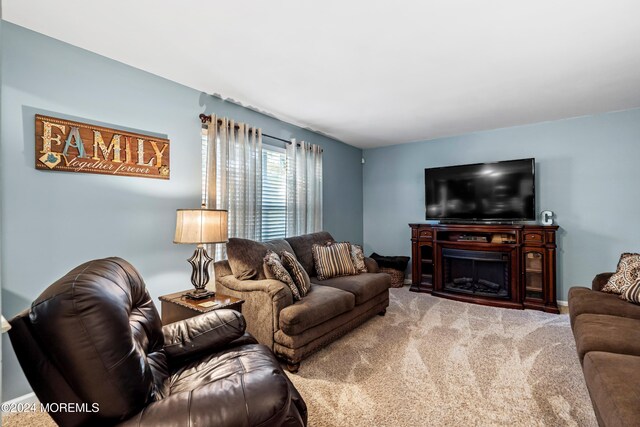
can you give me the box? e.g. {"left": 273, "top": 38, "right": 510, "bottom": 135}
{"left": 425, "top": 158, "right": 535, "bottom": 221}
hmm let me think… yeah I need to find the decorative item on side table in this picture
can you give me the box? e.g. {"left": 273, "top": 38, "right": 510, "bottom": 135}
{"left": 173, "top": 205, "right": 228, "bottom": 300}
{"left": 159, "top": 291, "right": 244, "bottom": 324}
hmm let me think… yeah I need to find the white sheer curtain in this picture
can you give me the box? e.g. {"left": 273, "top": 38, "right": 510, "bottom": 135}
{"left": 204, "top": 115, "right": 262, "bottom": 259}
{"left": 285, "top": 139, "right": 323, "bottom": 236}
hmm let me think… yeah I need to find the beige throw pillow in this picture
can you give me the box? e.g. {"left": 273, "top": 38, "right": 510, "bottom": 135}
{"left": 264, "top": 251, "right": 301, "bottom": 301}
{"left": 312, "top": 242, "right": 357, "bottom": 280}
{"left": 350, "top": 243, "right": 368, "bottom": 273}
{"left": 280, "top": 250, "right": 311, "bottom": 297}
{"left": 621, "top": 279, "right": 640, "bottom": 304}
{"left": 602, "top": 253, "right": 640, "bottom": 295}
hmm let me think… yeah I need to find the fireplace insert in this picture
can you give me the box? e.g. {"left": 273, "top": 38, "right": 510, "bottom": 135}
{"left": 442, "top": 248, "right": 510, "bottom": 299}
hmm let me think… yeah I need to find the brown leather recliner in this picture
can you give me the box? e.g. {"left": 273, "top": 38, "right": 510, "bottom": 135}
{"left": 8, "top": 257, "right": 307, "bottom": 427}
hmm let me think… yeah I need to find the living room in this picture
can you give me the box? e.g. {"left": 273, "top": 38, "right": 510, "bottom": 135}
{"left": 1, "top": 1, "right": 639, "bottom": 426}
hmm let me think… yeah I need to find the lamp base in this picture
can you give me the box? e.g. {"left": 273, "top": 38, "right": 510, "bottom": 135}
{"left": 185, "top": 246, "right": 215, "bottom": 300}
{"left": 183, "top": 289, "right": 216, "bottom": 300}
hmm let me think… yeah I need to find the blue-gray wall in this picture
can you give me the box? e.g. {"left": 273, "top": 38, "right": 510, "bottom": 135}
{"left": 0, "top": 22, "right": 362, "bottom": 400}
{"left": 4, "top": 18, "right": 640, "bottom": 403}
{"left": 363, "top": 108, "right": 640, "bottom": 302}
{"left": 0, "top": 13, "right": 4, "bottom": 405}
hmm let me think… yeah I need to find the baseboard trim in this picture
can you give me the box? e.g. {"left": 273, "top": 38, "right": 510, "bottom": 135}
{"left": 403, "top": 279, "right": 411, "bottom": 285}
{"left": 2, "top": 392, "right": 39, "bottom": 412}
{"left": 557, "top": 300, "right": 569, "bottom": 314}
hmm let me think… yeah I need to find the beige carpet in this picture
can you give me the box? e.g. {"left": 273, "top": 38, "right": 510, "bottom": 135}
{"left": 2, "top": 287, "right": 596, "bottom": 427}
{"left": 287, "top": 288, "right": 596, "bottom": 427}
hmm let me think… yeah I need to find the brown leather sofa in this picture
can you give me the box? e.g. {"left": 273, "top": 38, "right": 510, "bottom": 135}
{"left": 8, "top": 257, "right": 307, "bottom": 427}
{"left": 568, "top": 273, "right": 640, "bottom": 427}
{"left": 214, "top": 231, "right": 391, "bottom": 371}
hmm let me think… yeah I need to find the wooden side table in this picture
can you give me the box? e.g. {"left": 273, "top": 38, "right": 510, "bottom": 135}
{"left": 159, "top": 291, "right": 244, "bottom": 325}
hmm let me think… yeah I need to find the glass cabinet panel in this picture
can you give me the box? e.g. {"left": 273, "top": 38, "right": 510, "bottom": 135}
{"left": 525, "top": 251, "right": 543, "bottom": 299}
{"left": 420, "top": 245, "right": 433, "bottom": 286}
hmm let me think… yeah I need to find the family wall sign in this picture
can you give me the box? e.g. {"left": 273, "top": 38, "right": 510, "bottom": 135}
{"left": 35, "top": 115, "right": 170, "bottom": 180}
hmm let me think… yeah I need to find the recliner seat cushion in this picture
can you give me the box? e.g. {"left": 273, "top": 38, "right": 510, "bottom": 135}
{"left": 573, "top": 314, "right": 640, "bottom": 362}
{"left": 312, "top": 272, "right": 391, "bottom": 305}
{"left": 122, "top": 343, "right": 306, "bottom": 427}
{"left": 279, "top": 286, "right": 355, "bottom": 336}
{"left": 166, "top": 343, "right": 287, "bottom": 397}
{"left": 568, "top": 287, "right": 640, "bottom": 328}
{"left": 582, "top": 351, "right": 640, "bottom": 427}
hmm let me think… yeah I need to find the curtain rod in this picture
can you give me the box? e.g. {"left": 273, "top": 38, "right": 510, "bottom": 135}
{"left": 200, "top": 114, "right": 288, "bottom": 144}
{"left": 199, "top": 114, "right": 323, "bottom": 151}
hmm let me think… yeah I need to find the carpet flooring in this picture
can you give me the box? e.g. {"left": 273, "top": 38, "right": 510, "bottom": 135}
{"left": 2, "top": 287, "right": 596, "bottom": 426}
{"left": 287, "top": 288, "right": 596, "bottom": 426}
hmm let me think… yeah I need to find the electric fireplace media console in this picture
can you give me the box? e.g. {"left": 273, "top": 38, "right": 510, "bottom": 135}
{"left": 409, "top": 223, "right": 559, "bottom": 313}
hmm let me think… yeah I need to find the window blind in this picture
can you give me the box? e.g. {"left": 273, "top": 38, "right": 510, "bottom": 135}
{"left": 261, "top": 147, "right": 287, "bottom": 241}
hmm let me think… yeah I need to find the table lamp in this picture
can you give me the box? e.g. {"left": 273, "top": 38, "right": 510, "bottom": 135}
{"left": 174, "top": 206, "right": 228, "bottom": 299}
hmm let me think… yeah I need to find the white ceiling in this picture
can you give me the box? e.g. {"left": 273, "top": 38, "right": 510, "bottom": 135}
{"left": 4, "top": 0, "right": 640, "bottom": 148}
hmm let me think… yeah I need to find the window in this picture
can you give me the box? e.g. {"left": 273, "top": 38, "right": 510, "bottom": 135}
{"left": 202, "top": 128, "right": 287, "bottom": 241}
{"left": 261, "top": 146, "right": 287, "bottom": 240}
{"left": 201, "top": 128, "right": 208, "bottom": 205}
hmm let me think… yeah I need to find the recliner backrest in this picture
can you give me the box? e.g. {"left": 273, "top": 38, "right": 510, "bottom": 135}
{"left": 12, "top": 257, "right": 165, "bottom": 424}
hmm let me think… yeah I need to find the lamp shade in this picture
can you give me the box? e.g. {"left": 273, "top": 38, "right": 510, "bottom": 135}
{"left": 174, "top": 208, "right": 228, "bottom": 244}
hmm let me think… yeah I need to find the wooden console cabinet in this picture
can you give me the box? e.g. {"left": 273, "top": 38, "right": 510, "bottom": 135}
{"left": 409, "top": 223, "right": 559, "bottom": 313}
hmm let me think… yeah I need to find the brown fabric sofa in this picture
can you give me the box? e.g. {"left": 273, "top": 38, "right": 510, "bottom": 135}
{"left": 214, "top": 231, "right": 391, "bottom": 371}
{"left": 568, "top": 273, "right": 640, "bottom": 427}
{"left": 9, "top": 258, "right": 307, "bottom": 427}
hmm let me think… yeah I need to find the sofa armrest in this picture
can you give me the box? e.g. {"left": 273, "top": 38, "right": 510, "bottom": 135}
{"left": 214, "top": 259, "right": 233, "bottom": 278}
{"left": 216, "top": 275, "right": 293, "bottom": 350}
{"left": 592, "top": 272, "right": 615, "bottom": 291}
{"left": 162, "top": 309, "right": 245, "bottom": 363}
{"left": 219, "top": 275, "right": 292, "bottom": 300}
{"left": 364, "top": 257, "right": 379, "bottom": 273}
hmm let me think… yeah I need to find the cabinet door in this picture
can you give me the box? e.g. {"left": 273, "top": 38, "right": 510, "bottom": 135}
{"left": 524, "top": 250, "right": 544, "bottom": 300}
{"left": 420, "top": 243, "right": 434, "bottom": 287}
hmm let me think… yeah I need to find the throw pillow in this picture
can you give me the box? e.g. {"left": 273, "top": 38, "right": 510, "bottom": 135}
{"left": 263, "top": 261, "right": 277, "bottom": 280}
{"left": 621, "top": 279, "right": 640, "bottom": 304}
{"left": 284, "top": 231, "right": 335, "bottom": 277}
{"left": 602, "top": 253, "right": 640, "bottom": 295}
{"left": 280, "top": 250, "right": 311, "bottom": 297}
{"left": 312, "top": 242, "right": 357, "bottom": 280}
{"left": 227, "top": 238, "right": 295, "bottom": 280}
{"left": 350, "top": 243, "right": 368, "bottom": 273}
{"left": 264, "top": 251, "right": 301, "bottom": 301}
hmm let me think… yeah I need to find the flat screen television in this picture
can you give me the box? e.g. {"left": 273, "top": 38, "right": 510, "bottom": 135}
{"left": 425, "top": 158, "right": 535, "bottom": 222}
